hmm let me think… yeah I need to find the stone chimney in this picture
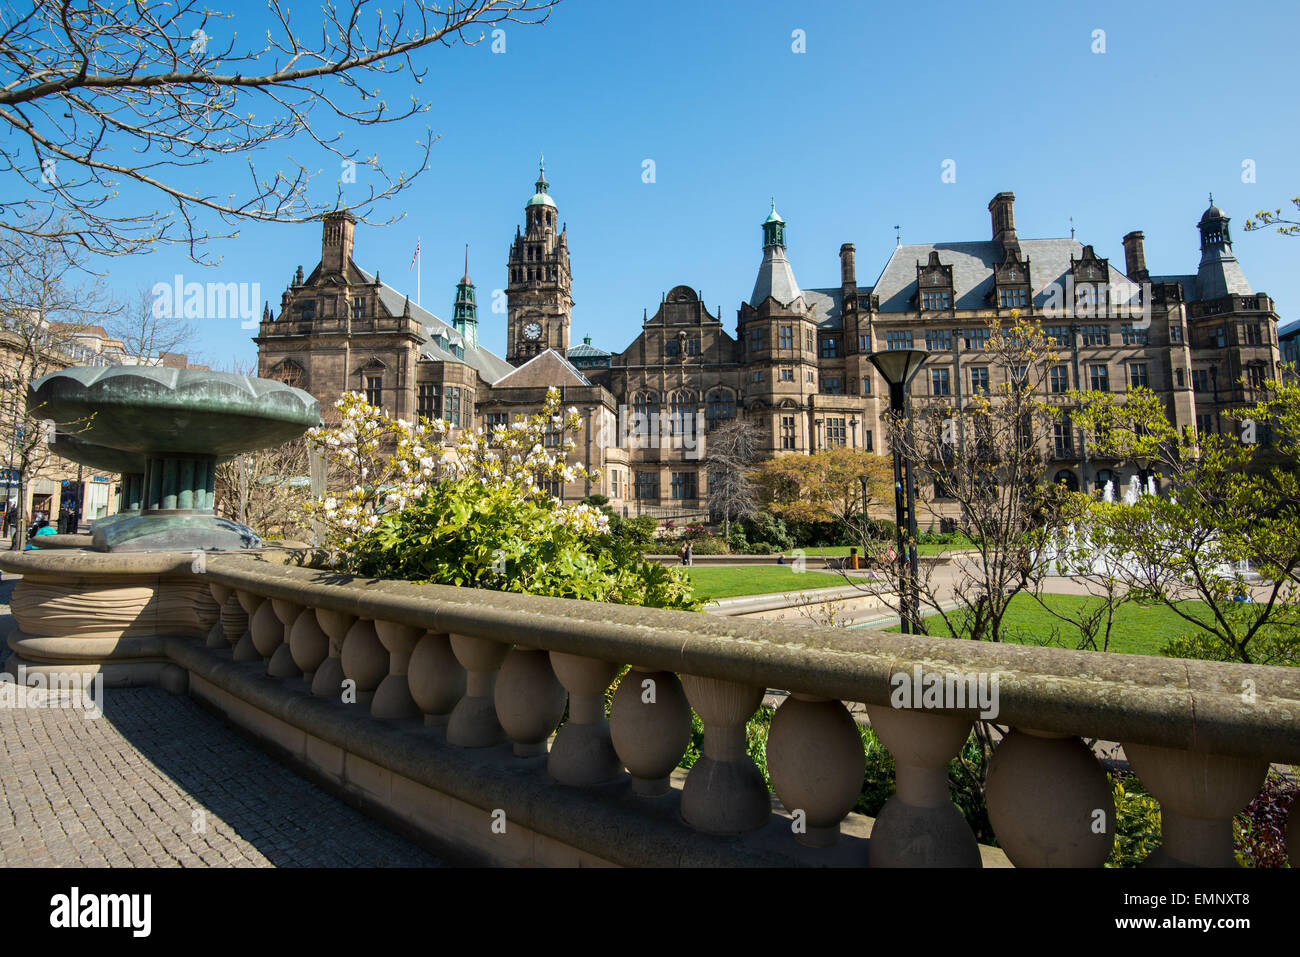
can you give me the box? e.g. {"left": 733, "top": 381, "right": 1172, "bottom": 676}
{"left": 988, "top": 192, "right": 1018, "bottom": 256}
{"left": 321, "top": 209, "right": 357, "bottom": 274}
{"left": 1122, "top": 230, "right": 1148, "bottom": 280}
{"left": 839, "top": 243, "right": 856, "bottom": 288}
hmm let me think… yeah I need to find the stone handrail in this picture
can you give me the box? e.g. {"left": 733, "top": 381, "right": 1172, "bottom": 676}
{"left": 4, "top": 545, "right": 1298, "bottom": 867}
{"left": 189, "top": 551, "right": 1299, "bottom": 867}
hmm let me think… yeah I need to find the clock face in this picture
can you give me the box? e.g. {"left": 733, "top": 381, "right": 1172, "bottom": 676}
{"left": 523, "top": 322, "right": 542, "bottom": 341}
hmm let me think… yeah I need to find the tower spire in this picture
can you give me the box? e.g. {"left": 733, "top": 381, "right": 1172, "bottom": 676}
{"left": 462, "top": 243, "right": 471, "bottom": 285}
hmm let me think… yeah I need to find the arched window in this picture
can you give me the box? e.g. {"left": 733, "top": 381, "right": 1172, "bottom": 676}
{"left": 632, "top": 391, "right": 659, "bottom": 440}
{"left": 671, "top": 390, "right": 695, "bottom": 437}
{"left": 1054, "top": 470, "right": 1079, "bottom": 492}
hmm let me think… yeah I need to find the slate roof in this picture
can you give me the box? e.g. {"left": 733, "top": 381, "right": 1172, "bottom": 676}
{"left": 354, "top": 267, "right": 514, "bottom": 382}
{"left": 801, "top": 286, "right": 874, "bottom": 328}
{"left": 491, "top": 348, "right": 592, "bottom": 388}
{"left": 749, "top": 245, "right": 803, "bottom": 307}
{"left": 869, "top": 239, "right": 1144, "bottom": 314}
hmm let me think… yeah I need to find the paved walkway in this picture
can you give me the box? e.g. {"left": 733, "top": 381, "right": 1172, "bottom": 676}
{"left": 0, "top": 575, "right": 442, "bottom": 868}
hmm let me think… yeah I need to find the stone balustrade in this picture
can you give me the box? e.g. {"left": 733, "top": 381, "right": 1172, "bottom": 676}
{"left": 3, "top": 546, "right": 1299, "bottom": 868}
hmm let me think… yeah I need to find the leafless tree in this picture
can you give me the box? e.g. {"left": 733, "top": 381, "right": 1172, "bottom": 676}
{"left": 107, "top": 287, "right": 199, "bottom": 364}
{"left": 0, "top": 0, "right": 560, "bottom": 261}
{"left": 0, "top": 223, "right": 114, "bottom": 548}
{"left": 704, "top": 417, "right": 763, "bottom": 542}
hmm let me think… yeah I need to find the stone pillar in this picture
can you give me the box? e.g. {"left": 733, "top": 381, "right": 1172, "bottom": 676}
{"left": 984, "top": 728, "right": 1113, "bottom": 867}
{"left": 249, "top": 599, "right": 284, "bottom": 667}
{"left": 495, "top": 646, "right": 566, "bottom": 757}
{"left": 267, "top": 599, "right": 303, "bottom": 678}
{"left": 446, "top": 634, "right": 509, "bottom": 748}
{"left": 207, "top": 583, "right": 232, "bottom": 649}
{"left": 288, "top": 606, "right": 329, "bottom": 682}
{"left": 371, "top": 620, "right": 423, "bottom": 720}
{"left": 679, "top": 675, "right": 768, "bottom": 834}
{"left": 216, "top": 589, "right": 247, "bottom": 654}
{"left": 339, "top": 618, "right": 387, "bottom": 708}
{"left": 408, "top": 631, "right": 465, "bottom": 727}
{"left": 547, "top": 653, "right": 622, "bottom": 786}
{"left": 863, "top": 706, "right": 980, "bottom": 867}
{"left": 767, "top": 694, "right": 865, "bottom": 847}
{"left": 609, "top": 668, "right": 691, "bottom": 797}
{"left": 232, "top": 591, "right": 263, "bottom": 662}
{"left": 312, "top": 609, "right": 354, "bottom": 698}
{"left": 1124, "top": 742, "right": 1268, "bottom": 867}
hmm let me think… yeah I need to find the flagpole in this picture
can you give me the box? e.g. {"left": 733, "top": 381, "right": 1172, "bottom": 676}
{"left": 416, "top": 235, "right": 421, "bottom": 307}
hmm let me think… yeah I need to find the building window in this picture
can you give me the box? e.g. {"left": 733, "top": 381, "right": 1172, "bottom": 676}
{"left": 1049, "top": 365, "right": 1069, "bottom": 393}
{"left": 1192, "top": 369, "right": 1210, "bottom": 393}
{"left": 1211, "top": 326, "right": 1227, "bottom": 348}
{"left": 825, "top": 417, "right": 847, "bottom": 447}
{"left": 998, "top": 287, "right": 1028, "bottom": 308}
{"left": 970, "top": 367, "right": 989, "bottom": 395}
{"left": 1129, "top": 363, "right": 1149, "bottom": 390}
{"left": 750, "top": 326, "right": 764, "bottom": 353}
{"left": 706, "top": 390, "right": 734, "bottom": 430}
{"left": 885, "top": 330, "right": 913, "bottom": 351}
{"left": 685, "top": 337, "right": 700, "bottom": 355}
{"left": 806, "top": 371, "right": 814, "bottom": 383}
{"left": 1082, "top": 324, "right": 1110, "bottom": 346}
{"left": 417, "top": 382, "right": 438, "bottom": 420}
{"left": 1054, "top": 470, "right": 1079, "bottom": 491}
{"left": 922, "top": 290, "right": 952, "bottom": 310}
{"left": 780, "top": 416, "right": 796, "bottom": 450}
{"left": 858, "top": 333, "right": 870, "bottom": 352}
{"left": 1245, "top": 323, "right": 1262, "bottom": 346}
{"left": 925, "top": 328, "right": 951, "bottom": 351}
{"left": 1009, "top": 365, "right": 1029, "bottom": 392}
{"left": 1196, "top": 414, "right": 1215, "bottom": 437}
{"left": 670, "top": 391, "right": 695, "bottom": 437}
{"left": 820, "top": 337, "right": 840, "bottom": 358}
{"left": 805, "top": 329, "right": 814, "bottom": 352}
{"left": 1046, "top": 325, "right": 1069, "bottom": 346}
{"left": 963, "top": 328, "right": 989, "bottom": 350}
{"left": 1175, "top": 368, "right": 1185, "bottom": 387}
{"left": 671, "top": 471, "right": 697, "bottom": 500}
{"left": 780, "top": 367, "right": 794, "bottom": 382}
{"left": 635, "top": 471, "right": 658, "bottom": 500}
{"left": 822, "top": 375, "right": 843, "bottom": 395}
{"left": 352, "top": 296, "right": 366, "bottom": 319}
{"left": 365, "top": 375, "right": 383, "bottom": 408}
{"left": 297, "top": 299, "right": 317, "bottom": 321}
{"left": 931, "top": 368, "right": 950, "bottom": 396}
{"left": 1054, "top": 415, "right": 1074, "bottom": 457}
{"left": 862, "top": 375, "right": 872, "bottom": 395}
{"left": 1169, "top": 323, "right": 1183, "bottom": 344}
{"left": 1246, "top": 363, "right": 1265, "bottom": 389}
{"left": 444, "top": 386, "right": 462, "bottom": 427}
{"left": 664, "top": 339, "right": 679, "bottom": 357}
{"left": 863, "top": 430, "right": 873, "bottom": 452}
{"left": 751, "top": 370, "right": 765, "bottom": 383}
{"left": 610, "top": 470, "right": 620, "bottom": 499}
{"left": 780, "top": 325, "right": 794, "bottom": 349}
{"left": 1121, "top": 323, "right": 1148, "bottom": 345}
{"left": 1089, "top": 364, "right": 1109, "bottom": 392}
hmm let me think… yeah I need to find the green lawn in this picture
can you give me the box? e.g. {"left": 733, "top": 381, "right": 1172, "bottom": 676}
{"left": 688, "top": 565, "right": 849, "bottom": 601}
{"left": 900, "top": 593, "right": 1219, "bottom": 657}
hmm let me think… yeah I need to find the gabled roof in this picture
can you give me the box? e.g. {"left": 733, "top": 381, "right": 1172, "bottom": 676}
{"left": 491, "top": 348, "right": 591, "bottom": 388}
{"left": 870, "top": 239, "right": 1142, "bottom": 313}
{"left": 353, "top": 267, "right": 514, "bottom": 382}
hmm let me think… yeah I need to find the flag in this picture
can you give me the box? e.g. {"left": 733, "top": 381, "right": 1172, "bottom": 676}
{"left": 410, "top": 238, "right": 420, "bottom": 269}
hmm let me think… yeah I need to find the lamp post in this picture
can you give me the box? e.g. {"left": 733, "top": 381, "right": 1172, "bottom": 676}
{"left": 868, "top": 348, "right": 929, "bottom": 634}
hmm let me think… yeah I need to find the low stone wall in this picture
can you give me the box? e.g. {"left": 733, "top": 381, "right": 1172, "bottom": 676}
{"left": 2, "top": 546, "right": 1298, "bottom": 868}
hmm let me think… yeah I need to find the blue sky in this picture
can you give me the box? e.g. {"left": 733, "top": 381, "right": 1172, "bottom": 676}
{"left": 90, "top": 0, "right": 1300, "bottom": 366}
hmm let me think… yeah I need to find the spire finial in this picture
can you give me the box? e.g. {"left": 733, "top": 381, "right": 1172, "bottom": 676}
{"left": 540, "top": 152, "right": 545, "bottom": 175}
{"left": 1209, "top": 191, "right": 1214, "bottom": 206}
{"left": 1069, "top": 216, "right": 1075, "bottom": 240}
{"left": 894, "top": 224, "right": 901, "bottom": 246}
{"left": 462, "top": 243, "right": 471, "bottom": 285}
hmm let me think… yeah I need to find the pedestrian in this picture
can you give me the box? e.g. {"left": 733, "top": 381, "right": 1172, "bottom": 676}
{"left": 683, "top": 541, "right": 693, "bottom": 567}
{"left": 26, "top": 519, "right": 56, "bottom": 549}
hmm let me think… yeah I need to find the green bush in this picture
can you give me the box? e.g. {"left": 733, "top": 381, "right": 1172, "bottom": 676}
{"left": 345, "top": 478, "right": 700, "bottom": 610}
{"left": 689, "top": 535, "right": 730, "bottom": 556}
{"left": 742, "top": 511, "right": 793, "bottom": 552}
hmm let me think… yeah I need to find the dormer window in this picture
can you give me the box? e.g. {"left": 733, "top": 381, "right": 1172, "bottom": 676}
{"left": 998, "top": 288, "right": 1028, "bottom": 308}
{"left": 917, "top": 251, "right": 954, "bottom": 312}
{"left": 922, "top": 289, "right": 952, "bottom": 310}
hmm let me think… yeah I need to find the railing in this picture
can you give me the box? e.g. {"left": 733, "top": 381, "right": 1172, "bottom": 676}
{"left": 190, "top": 552, "right": 1300, "bottom": 867}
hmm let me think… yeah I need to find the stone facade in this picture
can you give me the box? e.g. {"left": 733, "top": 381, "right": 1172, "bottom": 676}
{"left": 255, "top": 170, "right": 1285, "bottom": 517}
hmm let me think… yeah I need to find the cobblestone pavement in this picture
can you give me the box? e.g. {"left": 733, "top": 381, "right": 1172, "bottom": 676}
{"left": 0, "top": 576, "right": 443, "bottom": 868}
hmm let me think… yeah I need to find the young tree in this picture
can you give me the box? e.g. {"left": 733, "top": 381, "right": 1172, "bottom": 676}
{"left": 704, "top": 417, "right": 763, "bottom": 542}
{"left": 0, "top": 226, "right": 113, "bottom": 548}
{"left": 213, "top": 437, "right": 313, "bottom": 541}
{"left": 107, "top": 287, "right": 199, "bottom": 365}
{"left": 751, "top": 445, "right": 893, "bottom": 555}
{"left": 1072, "top": 380, "right": 1300, "bottom": 666}
{"left": 0, "top": 0, "right": 560, "bottom": 260}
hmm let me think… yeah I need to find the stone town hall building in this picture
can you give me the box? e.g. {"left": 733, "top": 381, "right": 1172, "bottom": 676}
{"left": 256, "top": 164, "right": 1284, "bottom": 516}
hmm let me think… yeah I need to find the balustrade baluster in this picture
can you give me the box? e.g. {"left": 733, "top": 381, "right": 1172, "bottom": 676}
{"left": 680, "top": 676, "right": 768, "bottom": 834}
{"left": 232, "top": 591, "right": 263, "bottom": 662}
{"left": 408, "top": 631, "right": 466, "bottom": 727}
{"left": 371, "top": 621, "right": 423, "bottom": 720}
{"left": 767, "top": 694, "right": 864, "bottom": 847}
{"left": 312, "top": 609, "right": 355, "bottom": 698}
{"left": 547, "top": 653, "right": 622, "bottom": 785}
{"left": 496, "top": 646, "right": 566, "bottom": 757}
{"left": 609, "top": 667, "right": 691, "bottom": 797}
{"left": 446, "top": 634, "right": 509, "bottom": 747}
{"left": 339, "top": 618, "right": 387, "bottom": 707}
{"left": 267, "top": 599, "right": 303, "bottom": 678}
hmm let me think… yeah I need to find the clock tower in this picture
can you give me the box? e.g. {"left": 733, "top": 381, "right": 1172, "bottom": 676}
{"left": 506, "top": 158, "right": 573, "bottom": 366}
